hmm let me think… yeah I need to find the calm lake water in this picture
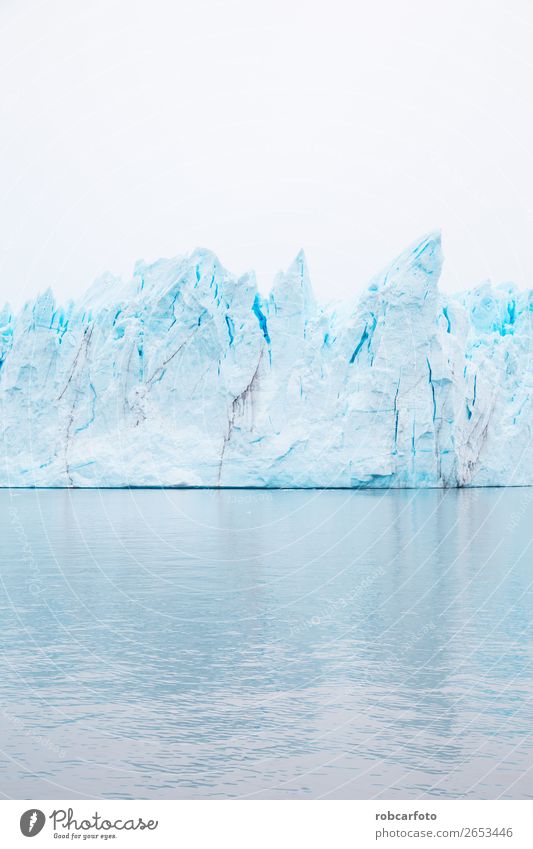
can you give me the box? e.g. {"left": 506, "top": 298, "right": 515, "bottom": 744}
{"left": 0, "top": 488, "right": 532, "bottom": 799}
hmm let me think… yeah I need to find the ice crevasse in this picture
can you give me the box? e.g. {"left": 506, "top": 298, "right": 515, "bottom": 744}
{"left": 0, "top": 232, "right": 531, "bottom": 488}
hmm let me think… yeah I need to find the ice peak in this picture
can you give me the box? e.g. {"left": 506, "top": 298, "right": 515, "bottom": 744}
{"left": 189, "top": 247, "right": 222, "bottom": 271}
{"left": 81, "top": 271, "right": 123, "bottom": 310}
{"left": 369, "top": 231, "right": 443, "bottom": 297}
{"left": 269, "top": 249, "right": 315, "bottom": 318}
{"left": 288, "top": 248, "right": 309, "bottom": 278}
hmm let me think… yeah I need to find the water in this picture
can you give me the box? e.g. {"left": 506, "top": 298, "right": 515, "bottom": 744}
{"left": 0, "top": 488, "right": 532, "bottom": 800}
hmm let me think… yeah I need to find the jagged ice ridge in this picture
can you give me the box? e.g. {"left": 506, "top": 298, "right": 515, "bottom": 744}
{"left": 1, "top": 232, "right": 531, "bottom": 487}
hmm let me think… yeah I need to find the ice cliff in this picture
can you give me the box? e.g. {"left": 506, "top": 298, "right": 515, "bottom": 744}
{"left": 1, "top": 232, "right": 531, "bottom": 487}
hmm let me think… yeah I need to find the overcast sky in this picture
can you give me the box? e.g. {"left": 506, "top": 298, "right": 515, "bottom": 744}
{"left": 1, "top": 0, "right": 533, "bottom": 308}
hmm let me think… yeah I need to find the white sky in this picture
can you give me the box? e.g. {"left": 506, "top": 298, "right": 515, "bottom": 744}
{"left": 1, "top": 0, "right": 533, "bottom": 308}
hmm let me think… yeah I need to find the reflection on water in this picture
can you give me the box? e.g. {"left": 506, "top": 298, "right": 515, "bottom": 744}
{"left": 0, "top": 488, "right": 532, "bottom": 799}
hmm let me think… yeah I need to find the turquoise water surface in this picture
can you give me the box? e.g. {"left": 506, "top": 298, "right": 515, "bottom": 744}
{"left": 0, "top": 488, "right": 531, "bottom": 799}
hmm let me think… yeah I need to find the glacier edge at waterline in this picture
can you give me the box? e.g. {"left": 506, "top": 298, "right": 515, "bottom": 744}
{"left": 1, "top": 232, "right": 532, "bottom": 488}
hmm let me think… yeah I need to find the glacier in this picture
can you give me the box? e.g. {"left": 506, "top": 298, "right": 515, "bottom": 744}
{"left": 0, "top": 231, "right": 531, "bottom": 488}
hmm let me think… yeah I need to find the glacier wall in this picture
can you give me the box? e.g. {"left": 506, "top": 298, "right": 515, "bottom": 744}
{"left": 0, "top": 232, "right": 531, "bottom": 488}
